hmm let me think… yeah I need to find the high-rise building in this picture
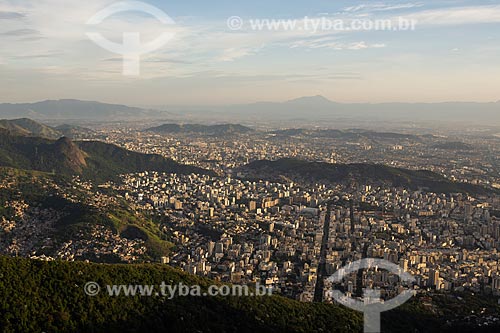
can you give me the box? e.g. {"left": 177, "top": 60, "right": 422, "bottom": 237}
{"left": 400, "top": 259, "right": 409, "bottom": 272}
{"left": 464, "top": 204, "right": 472, "bottom": 218}
{"left": 215, "top": 242, "right": 224, "bottom": 254}
{"left": 207, "top": 241, "right": 215, "bottom": 256}
{"left": 429, "top": 269, "right": 440, "bottom": 289}
{"left": 492, "top": 276, "right": 500, "bottom": 291}
{"left": 350, "top": 200, "right": 355, "bottom": 234}
{"left": 260, "top": 234, "right": 272, "bottom": 246}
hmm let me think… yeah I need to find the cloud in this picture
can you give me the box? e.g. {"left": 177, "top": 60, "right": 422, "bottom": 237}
{"left": 145, "top": 58, "right": 193, "bottom": 65}
{"left": 405, "top": 5, "right": 500, "bottom": 25}
{"left": 0, "top": 29, "right": 39, "bottom": 36}
{"left": 0, "top": 0, "right": 191, "bottom": 76}
{"left": 0, "top": 0, "right": 392, "bottom": 80}
{"left": 166, "top": 70, "right": 362, "bottom": 82}
{"left": 218, "top": 48, "right": 258, "bottom": 62}
{"left": 12, "top": 0, "right": 497, "bottom": 84}
{"left": 344, "top": 3, "right": 424, "bottom": 13}
{"left": 104, "top": 56, "right": 192, "bottom": 65}
{"left": 17, "top": 36, "right": 45, "bottom": 42}
{"left": 16, "top": 51, "right": 62, "bottom": 59}
{"left": 346, "top": 41, "right": 368, "bottom": 50}
{"left": 290, "top": 37, "right": 386, "bottom": 50}
{"left": 327, "top": 74, "right": 363, "bottom": 80}
{"left": 0, "top": 11, "right": 25, "bottom": 19}
{"left": 346, "top": 41, "right": 386, "bottom": 50}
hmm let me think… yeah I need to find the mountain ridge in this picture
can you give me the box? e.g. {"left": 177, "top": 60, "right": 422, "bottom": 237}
{"left": 0, "top": 118, "right": 61, "bottom": 139}
{"left": 0, "top": 99, "right": 172, "bottom": 120}
{"left": 2, "top": 98, "right": 499, "bottom": 124}
{"left": 145, "top": 123, "right": 254, "bottom": 135}
{"left": 0, "top": 132, "right": 214, "bottom": 182}
{"left": 237, "top": 158, "right": 495, "bottom": 195}
{"left": 172, "top": 96, "right": 500, "bottom": 125}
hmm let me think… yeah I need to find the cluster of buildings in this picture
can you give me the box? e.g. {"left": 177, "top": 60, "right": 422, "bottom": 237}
{"left": 0, "top": 173, "right": 145, "bottom": 263}
{"left": 100, "top": 127, "right": 499, "bottom": 189}
{"left": 120, "top": 169, "right": 500, "bottom": 300}
{"left": 57, "top": 225, "right": 147, "bottom": 263}
{"left": 2, "top": 125, "right": 499, "bottom": 307}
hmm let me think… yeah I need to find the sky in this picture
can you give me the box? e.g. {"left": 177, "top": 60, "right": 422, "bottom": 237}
{"left": 0, "top": 0, "right": 500, "bottom": 105}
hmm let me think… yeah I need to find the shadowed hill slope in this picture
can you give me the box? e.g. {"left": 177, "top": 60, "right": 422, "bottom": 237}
{"left": 237, "top": 158, "right": 494, "bottom": 195}
{"left": 0, "top": 133, "right": 214, "bottom": 182}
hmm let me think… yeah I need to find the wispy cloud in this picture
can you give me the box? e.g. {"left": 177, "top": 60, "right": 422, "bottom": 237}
{"left": 0, "top": 0, "right": 191, "bottom": 77}
{"left": 16, "top": 51, "right": 62, "bottom": 59}
{"left": 344, "top": 2, "right": 424, "bottom": 13}
{"left": 218, "top": 48, "right": 259, "bottom": 62}
{"left": 405, "top": 5, "right": 500, "bottom": 25}
{"left": 0, "top": 0, "right": 397, "bottom": 80}
{"left": 0, "top": 11, "right": 25, "bottom": 19}
{"left": 0, "top": 28, "right": 39, "bottom": 36}
{"left": 169, "top": 70, "right": 362, "bottom": 82}
{"left": 144, "top": 57, "right": 193, "bottom": 65}
{"left": 290, "top": 37, "right": 386, "bottom": 50}
{"left": 0, "top": 0, "right": 498, "bottom": 88}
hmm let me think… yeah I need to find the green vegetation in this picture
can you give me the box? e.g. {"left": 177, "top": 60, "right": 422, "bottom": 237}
{"left": 51, "top": 201, "right": 173, "bottom": 260}
{"left": 0, "top": 168, "right": 172, "bottom": 261}
{"left": 145, "top": 123, "right": 254, "bottom": 135}
{"left": 0, "top": 256, "right": 498, "bottom": 332}
{"left": 104, "top": 209, "right": 173, "bottom": 259}
{"left": 54, "top": 124, "right": 95, "bottom": 139}
{"left": 0, "top": 256, "right": 362, "bottom": 333}
{"left": 78, "top": 140, "right": 214, "bottom": 182}
{"left": 0, "top": 118, "right": 61, "bottom": 139}
{"left": 0, "top": 167, "right": 63, "bottom": 205}
{"left": 0, "top": 131, "right": 214, "bottom": 183}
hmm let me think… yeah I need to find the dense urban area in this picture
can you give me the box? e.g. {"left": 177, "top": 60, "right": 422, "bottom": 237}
{"left": 3, "top": 122, "right": 499, "bottom": 312}
{"left": 0, "top": 118, "right": 499, "bottom": 332}
{"left": 106, "top": 128, "right": 500, "bottom": 302}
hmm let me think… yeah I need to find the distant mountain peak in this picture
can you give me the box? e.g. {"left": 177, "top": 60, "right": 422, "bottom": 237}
{"left": 286, "top": 95, "right": 335, "bottom": 104}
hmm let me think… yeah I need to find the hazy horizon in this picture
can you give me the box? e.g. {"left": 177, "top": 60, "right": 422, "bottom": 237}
{"left": 2, "top": 95, "right": 500, "bottom": 108}
{"left": 1, "top": 95, "right": 500, "bottom": 108}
